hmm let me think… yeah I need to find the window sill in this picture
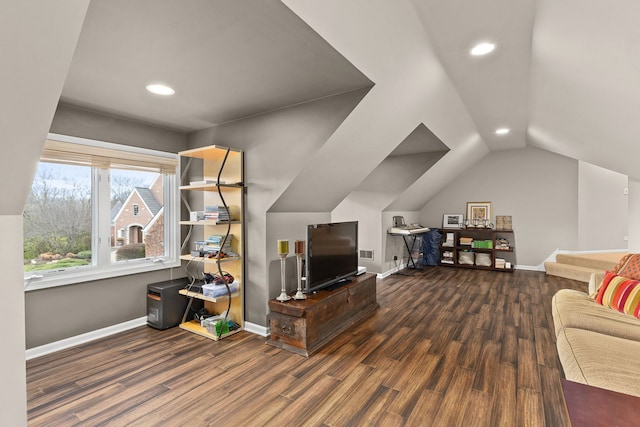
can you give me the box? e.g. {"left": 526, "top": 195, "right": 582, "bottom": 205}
{"left": 24, "top": 258, "right": 181, "bottom": 291}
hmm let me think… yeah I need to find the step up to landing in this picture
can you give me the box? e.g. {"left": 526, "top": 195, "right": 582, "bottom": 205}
{"left": 544, "top": 252, "right": 627, "bottom": 282}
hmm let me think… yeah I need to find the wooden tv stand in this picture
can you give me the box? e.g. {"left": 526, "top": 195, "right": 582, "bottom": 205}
{"left": 267, "top": 273, "right": 378, "bottom": 356}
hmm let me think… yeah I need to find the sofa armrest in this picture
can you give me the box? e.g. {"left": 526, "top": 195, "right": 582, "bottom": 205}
{"left": 588, "top": 271, "right": 605, "bottom": 295}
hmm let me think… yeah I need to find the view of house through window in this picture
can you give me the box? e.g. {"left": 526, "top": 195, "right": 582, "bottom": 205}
{"left": 23, "top": 135, "right": 179, "bottom": 287}
{"left": 110, "top": 169, "right": 163, "bottom": 263}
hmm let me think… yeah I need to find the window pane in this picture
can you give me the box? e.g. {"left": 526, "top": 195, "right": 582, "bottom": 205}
{"left": 110, "top": 169, "right": 163, "bottom": 263}
{"left": 23, "top": 162, "right": 92, "bottom": 272}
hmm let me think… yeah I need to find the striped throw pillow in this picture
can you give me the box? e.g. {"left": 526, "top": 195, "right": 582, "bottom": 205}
{"left": 595, "top": 271, "right": 640, "bottom": 319}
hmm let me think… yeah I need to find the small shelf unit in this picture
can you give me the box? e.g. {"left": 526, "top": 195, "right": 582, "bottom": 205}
{"left": 178, "top": 145, "right": 245, "bottom": 340}
{"left": 439, "top": 228, "right": 516, "bottom": 272}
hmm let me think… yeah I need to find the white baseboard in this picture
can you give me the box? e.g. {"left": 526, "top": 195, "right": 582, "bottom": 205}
{"left": 379, "top": 263, "right": 407, "bottom": 278}
{"left": 516, "top": 264, "right": 545, "bottom": 271}
{"left": 244, "top": 321, "right": 269, "bottom": 337}
{"left": 26, "top": 316, "right": 148, "bottom": 360}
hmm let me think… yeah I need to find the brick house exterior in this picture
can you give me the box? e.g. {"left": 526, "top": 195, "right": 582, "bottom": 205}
{"left": 111, "top": 176, "right": 164, "bottom": 257}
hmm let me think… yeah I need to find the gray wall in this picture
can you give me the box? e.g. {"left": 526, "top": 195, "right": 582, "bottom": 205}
{"left": 187, "top": 88, "right": 368, "bottom": 327}
{"left": 332, "top": 152, "right": 442, "bottom": 273}
{"left": 25, "top": 105, "right": 188, "bottom": 349}
{"left": 578, "top": 161, "right": 628, "bottom": 250}
{"left": 419, "top": 146, "right": 579, "bottom": 267}
{"left": 266, "top": 212, "right": 331, "bottom": 298}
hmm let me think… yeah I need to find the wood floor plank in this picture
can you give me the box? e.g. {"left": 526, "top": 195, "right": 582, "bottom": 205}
{"left": 500, "top": 325, "right": 518, "bottom": 364}
{"left": 432, "top": 366, "right": 476, "bottom": 426}
{"left": 491, "top": 362, "right": 518, "bottom": 427}
{"left": 517, "top": 388, "right": 545, "bottom": 427}
{"left": 472, "top": 340, "right": 501, "bottom": 394}
{"left": 539, "top": 365, "right": 571, "bottom": 427}
{"left": 404, "top": 388, "right": 443, "bottom": 426}
{"left": 324, "top": 358, "right": 399, "bottom": 425}
{"left": 517, "top": 338, "right": 542, "bottom": 391}
{"left": 386, "top": 352, "right": 440, "bottom": 417}
{"left": 424, "top": 340, "right": 464, "bottom": 394}
{"left": 383, "top": 338, "right": 432, "bottom": 390}
{"left": 27, "top": 268, "right": 584, "bottom": 426}
{"left": 464, "top": 390, "right": 495, "bottom": 427}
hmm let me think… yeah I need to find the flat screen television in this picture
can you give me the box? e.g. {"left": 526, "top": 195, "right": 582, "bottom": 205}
{"left": 305, "top": 221, "right": 358, "bottom": 293}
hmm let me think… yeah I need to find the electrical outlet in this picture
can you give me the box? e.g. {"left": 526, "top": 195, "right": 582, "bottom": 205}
{"left": 393, "top": 255, "right": 398, "bottom": 261}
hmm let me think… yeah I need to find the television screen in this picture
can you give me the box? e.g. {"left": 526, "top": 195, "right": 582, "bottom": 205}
{"left": 305, "top": 221, "right": 358, "bottom": 293}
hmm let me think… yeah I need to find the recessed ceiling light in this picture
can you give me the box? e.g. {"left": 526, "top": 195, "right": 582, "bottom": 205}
{"left": 146, "top": 83, "right": 175, "bottom": 96}
{"left": 495, "top": 128, "right": 510, "bottom": 135}
{"left": 470, "top": 42, "right": 496, "bottom": 56}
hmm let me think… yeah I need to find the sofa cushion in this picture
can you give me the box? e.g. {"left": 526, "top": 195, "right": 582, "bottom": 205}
{"left": 595, "top": 272, "right": 640, "bottom": 319}
{"left": 552, "top": 289, "right": 640, "bottom": 340}
{"left": 556, "top": 328, "right": 640, "bottom": 398}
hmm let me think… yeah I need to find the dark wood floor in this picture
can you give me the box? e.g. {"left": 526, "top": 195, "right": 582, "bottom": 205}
{"left": 27, "top": 267, "right": 585, "bottom": 426}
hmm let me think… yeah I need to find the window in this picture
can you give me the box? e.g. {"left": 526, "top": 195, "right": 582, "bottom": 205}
{"left": 23, "top": 133, "right": 179, "bottom": 290}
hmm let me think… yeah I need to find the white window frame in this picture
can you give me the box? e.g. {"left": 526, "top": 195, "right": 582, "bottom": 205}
{"left": 24, "top": 133, "right": 180, "bottom": 291}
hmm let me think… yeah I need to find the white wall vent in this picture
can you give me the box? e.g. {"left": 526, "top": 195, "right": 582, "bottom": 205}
{"left": 359, "top": 249, "right": 374, "bottom": 260}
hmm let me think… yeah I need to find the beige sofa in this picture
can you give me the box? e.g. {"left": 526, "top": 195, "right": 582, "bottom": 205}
{"left": 552, "top": 271, "right": 640, "bottom": 397}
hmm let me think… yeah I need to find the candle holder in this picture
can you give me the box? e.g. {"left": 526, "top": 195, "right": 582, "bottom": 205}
{"left": 276, "top": 239, "right": 291, "bottom": 302}
{"left": 293, "top": 240, "right": 306, "bottom": 300}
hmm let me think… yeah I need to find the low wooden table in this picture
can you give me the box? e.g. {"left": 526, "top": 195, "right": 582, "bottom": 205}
{"left": 267, "top": 273, "right": 378, "bottom": 356}
{"left": 562, "top": 379, "right": 640, "bottom": 426}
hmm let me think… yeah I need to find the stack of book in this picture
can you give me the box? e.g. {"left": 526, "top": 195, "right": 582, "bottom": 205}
{"left": 442, "top": 233, "right": 455, "bottom": 247}
{"left": 495, "top": 238, "right": 510, "bottom": 250}
{"left": 495, "top": 258, "right": 506, "bottom": 269}
{"left": 472, "top": 240, "right": 493, "bottom": 249}
{"left": 206, "top": 234, "right": 233, "bottom": 254}
{"left": 203, "top": 205, "right": 238, "bottom": 222}
{"left": 441, "top": 250, "right": 454, "bottom": 264}
{"left": 459, "top": 236, "right": 473, "bottom": 246}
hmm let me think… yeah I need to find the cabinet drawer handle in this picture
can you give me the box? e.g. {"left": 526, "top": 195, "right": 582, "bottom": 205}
{"left": 281, "top": 325, "right": 294, "bottom": 335}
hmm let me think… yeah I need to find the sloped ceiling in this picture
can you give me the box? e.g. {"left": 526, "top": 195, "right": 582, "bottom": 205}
{"left": 528, "top": 0, "right": 640, "bottom": 179}
{"left": 51, "top": 0, "right": 640, "bottom": 211}
{"left": 61, "top": 0, "right": 373, "bottom": 131}
{"left": 0, "top": 1, "right": 89, "bottom": 215}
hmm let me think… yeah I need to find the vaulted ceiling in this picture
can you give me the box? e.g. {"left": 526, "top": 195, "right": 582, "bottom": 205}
{"left": 5, "top": 0, "right": 640, "bottom": 214}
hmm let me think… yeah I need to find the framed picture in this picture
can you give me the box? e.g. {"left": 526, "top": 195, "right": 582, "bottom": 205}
{"left": 443, "top": 214, "right": 464, "bottom": 229}
{"left": 466, "top": 201, "right": 492, "bottom": 227}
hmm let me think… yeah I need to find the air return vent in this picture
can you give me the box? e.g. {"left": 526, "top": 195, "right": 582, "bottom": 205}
{"left": 359, "top": 249, "right": 374, "bottom": 260}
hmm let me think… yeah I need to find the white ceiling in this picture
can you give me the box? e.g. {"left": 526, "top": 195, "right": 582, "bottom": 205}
{"left": 60, "top": 0, "right": 640, "bottom": 179}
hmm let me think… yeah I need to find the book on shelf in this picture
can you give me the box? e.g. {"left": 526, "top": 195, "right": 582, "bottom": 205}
{"left": 442, "top": 232, "right": 454, "bottom": 247}
{"left": 459, "top": 236, "right": 473, "bottom": 245}
{"left": 441, "top": 250, "right": 454, "bottom": 264}
{"left": 472, "top": 240, "right": 493, "bottom": 249}
{"left": 495, "top": 238, "right": 510, "bottom": 250}
{"left": 203, "top": 205, "right": 239, "bottom": 221}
